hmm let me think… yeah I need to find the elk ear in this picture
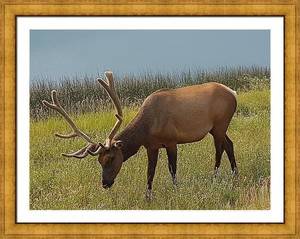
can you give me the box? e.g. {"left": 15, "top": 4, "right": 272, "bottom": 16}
{"left": 113, "top": 140, "right": 123, "bottom": 149}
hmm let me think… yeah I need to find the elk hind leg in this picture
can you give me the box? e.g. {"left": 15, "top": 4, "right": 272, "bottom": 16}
{"left": 223, "top": 134, "right": 238, "bottom": 175}
{"left": 210, "top": 129, "right": 226, "bottom": 176}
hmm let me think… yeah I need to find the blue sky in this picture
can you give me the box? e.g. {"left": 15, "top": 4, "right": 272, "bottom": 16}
{"left": 30, "top": 30, "right": 270, "bottom": 81}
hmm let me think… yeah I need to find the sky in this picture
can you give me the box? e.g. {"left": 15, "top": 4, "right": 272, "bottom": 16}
{"left": 30, "top": 30, "right": 270, "bottom": 82}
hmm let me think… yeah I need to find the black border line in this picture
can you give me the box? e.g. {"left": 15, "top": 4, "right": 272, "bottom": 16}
{"left": 14, "top": 15, "right": 285, "bottom": 225}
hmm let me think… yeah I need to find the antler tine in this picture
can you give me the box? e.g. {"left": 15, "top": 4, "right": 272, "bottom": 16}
{"left": 107, "top": 114, "right": 122, "bottom": 143}
{"left": 97, "top": 71, "right": 123, "bottom": 147}
{"left": 97, "top": 73, "right": 122, "bottom": 117}
{"left": 42, "top": 90, "right": 95, "bottom": 144}
{"left": 62, "top": 142, "right": 106, "bottom": 158}
{"left": 105, "top": 71, "right": 123, "bottom": 117}
{"left": 55, "top": 132, "right": 77, "bottom": 139}
{"left": 62, "top": 144, "right": 91, "bottom": 159}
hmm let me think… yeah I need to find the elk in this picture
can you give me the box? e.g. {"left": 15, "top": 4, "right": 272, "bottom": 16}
{"left": 43, "top": 71, "right": 238, "bottom": 199}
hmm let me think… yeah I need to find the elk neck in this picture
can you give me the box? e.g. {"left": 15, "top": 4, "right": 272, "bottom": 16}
{"left": 114, "top": 114, "right": 147, "bottom": 162}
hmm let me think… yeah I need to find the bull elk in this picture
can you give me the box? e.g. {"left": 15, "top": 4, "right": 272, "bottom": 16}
{"left": 43, "top": 71, "right": 238, "bottom": 199}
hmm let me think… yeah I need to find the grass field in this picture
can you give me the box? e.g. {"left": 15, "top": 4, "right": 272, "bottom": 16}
{"left": 30, "top": 80, "right": 270, "bottom": 210}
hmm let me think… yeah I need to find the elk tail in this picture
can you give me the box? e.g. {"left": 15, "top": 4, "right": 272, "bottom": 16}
{"left": 223, "top": 85, "right": 237, "bottom": 99}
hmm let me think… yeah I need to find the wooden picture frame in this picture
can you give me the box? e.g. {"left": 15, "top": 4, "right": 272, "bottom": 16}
{"left": 0, "top": 1, "right": 299, "bottom": 238}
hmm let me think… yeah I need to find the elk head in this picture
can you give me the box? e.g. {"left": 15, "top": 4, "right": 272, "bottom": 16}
{"left": 42, "top": 71, "right": 124, "bottom": 189}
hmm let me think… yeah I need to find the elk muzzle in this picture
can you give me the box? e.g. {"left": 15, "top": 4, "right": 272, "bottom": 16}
{"left": 102, "top": 179, "right": 114, "bottom": 189}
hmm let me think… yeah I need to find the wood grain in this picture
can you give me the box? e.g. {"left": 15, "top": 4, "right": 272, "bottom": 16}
{"left": 0, "top": 1, "right": 298, "bottom": 238}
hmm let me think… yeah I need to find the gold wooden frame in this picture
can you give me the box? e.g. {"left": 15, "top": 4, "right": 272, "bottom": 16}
{"left": 0, "top": 1, "right": 299, "bottom": 238}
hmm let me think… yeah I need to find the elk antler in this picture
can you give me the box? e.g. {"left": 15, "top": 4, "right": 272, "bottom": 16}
{"left": 97, "top": 71, "right": 123, "bottom": 148}
{"left": 42, "top": 90, "right": 105, "bottom": 158}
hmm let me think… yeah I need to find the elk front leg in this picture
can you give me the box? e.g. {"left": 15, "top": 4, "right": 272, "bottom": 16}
{"left": 166, "top": 145, "right": 177, "bottom": 186}
{"left": 146, "top": 148, "right": 158, "bottom": 200}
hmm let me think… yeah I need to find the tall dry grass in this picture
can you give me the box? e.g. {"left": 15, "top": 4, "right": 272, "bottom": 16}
{"left": 30, "top": 66, "right": 270, "bottom": 120}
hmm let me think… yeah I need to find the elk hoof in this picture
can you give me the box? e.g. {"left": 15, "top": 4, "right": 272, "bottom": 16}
{"left": 145, "top": 189, "right": 153, "bottom": 201}
{"left": 214, "top": 167, "right": 220, "bottom": 177}
{"left": 232, "top": 167, "right": 239, "bottom": 176}
{"left": 172, "top": 177, "right": 178, "bottom": 188}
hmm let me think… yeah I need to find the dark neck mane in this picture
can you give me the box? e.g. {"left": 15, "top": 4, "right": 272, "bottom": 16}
{"left": 115, "top": 116, "right": 146, "bottom": 161}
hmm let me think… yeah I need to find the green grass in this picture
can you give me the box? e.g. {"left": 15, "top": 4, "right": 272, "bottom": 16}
{"left": 30, "top": 88, "right": 270, "bottom": 210}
